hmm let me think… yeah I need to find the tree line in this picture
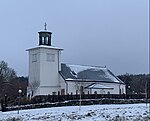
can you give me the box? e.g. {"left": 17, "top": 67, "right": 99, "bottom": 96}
{"left": 118, "top": 73, "right": 150, "bottom": 96}
{"left": 0, "top": 61, "right": 28, "bottom": 101}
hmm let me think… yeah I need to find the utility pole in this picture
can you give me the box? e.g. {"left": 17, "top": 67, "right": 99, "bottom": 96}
{"left": 79, "top": 81, "right": 81, "bottom": 111}
{"left": 18, "top": 89, "right": 22, "bottom": 114}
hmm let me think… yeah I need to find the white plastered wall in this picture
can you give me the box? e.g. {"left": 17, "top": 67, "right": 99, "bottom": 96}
{"left": 28, "top": 47, "right": 62, "bottom": 96}
{"left": 66, "top": 81, "right": 126, "bottom": 95}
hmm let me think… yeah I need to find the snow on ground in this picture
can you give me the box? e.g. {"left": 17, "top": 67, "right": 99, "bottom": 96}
{"left": 0, "top": 103, "right": 150, "bottom": 121}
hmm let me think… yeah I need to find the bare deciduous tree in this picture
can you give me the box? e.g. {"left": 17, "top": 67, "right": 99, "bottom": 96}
{"left": 28, "top": 81, "right": 40, "bottom": 96}
{"left": 0, "top": 61, "right": 16, "bottom": 82}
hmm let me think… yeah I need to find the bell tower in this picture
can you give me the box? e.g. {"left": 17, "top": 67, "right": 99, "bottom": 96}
{"left": 39, "top": 23, "right": 52, "bottom": 46}
{"left": 27, "top": 23, "right": 63, "bottom": 97}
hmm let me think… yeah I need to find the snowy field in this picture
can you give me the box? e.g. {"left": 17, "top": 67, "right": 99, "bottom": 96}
{"left": 0, "top": 103, "right": 150, "bottom": 121}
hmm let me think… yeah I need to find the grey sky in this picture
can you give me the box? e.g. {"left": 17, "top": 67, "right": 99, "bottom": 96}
{"left": 0, "top": 0, "right": 149, "bottom": 76}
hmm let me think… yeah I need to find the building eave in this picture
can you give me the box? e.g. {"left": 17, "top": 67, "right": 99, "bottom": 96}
{"left": 65, "top": 79, "right": 125, "bottom": 84}
{"left": 26, "top": 45, "right": 64, "bottom": 51}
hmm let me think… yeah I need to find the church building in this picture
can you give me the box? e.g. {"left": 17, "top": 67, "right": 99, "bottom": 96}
{"left": 27, "top": 25, "right": 126, "bottom": 97}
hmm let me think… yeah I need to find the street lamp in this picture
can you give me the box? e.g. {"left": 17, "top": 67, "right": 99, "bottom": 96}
{"left": 127, "top": 85, "right": 130, "bottom": 94}
{"left": 4, "top": 94, "right": 7, "bottom": 107}
{"left": 18, "top": 89, "right": 22, "bottom": 114}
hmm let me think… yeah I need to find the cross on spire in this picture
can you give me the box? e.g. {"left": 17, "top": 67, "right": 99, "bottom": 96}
{"left": 44, "top": 22, "right": 47, "bottom": 30}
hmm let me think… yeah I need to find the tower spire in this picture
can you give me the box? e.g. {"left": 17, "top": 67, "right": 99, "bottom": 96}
{"left": 38, "top": 23, "right": 52, "bottom": 46}
{"left": 44, "top": 22, "right": 47, "bottom": 30}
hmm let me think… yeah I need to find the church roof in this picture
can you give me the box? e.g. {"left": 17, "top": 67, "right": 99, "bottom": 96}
{"left": 60, "top": 63, "right": 124, "bottom": 84}
{"left": 26, "top": 45, "right": 64, "bottom": 51}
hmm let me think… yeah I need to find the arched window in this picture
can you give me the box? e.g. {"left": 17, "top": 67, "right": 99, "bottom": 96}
{"left": 107, "top": 91, "right": 110, "bottom": 94}
{"left": 80, "top": 86, "right": 84, "bottom": 94}
{"left": 122, "top": 88, "right": 124, "bottom": 94}
{"left": 94, "top": 91, "right": 97, "bottom": 94}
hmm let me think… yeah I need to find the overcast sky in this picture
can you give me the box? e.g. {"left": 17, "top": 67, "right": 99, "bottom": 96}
{"left": 0, "top": 0, "right": 149, "bottom": 76}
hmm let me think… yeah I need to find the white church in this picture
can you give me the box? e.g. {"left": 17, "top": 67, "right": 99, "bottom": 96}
{"left": 27, "top": 26, "right": 126, "bottom": 98}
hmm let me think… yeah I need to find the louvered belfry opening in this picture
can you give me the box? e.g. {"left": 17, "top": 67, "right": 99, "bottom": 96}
{"left": 38, "top": 31, "right": 52, "bottom": 46}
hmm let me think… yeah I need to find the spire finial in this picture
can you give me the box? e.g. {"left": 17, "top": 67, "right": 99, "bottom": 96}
{"left": 44, "top": 22, "right": 47, "bottom": 30}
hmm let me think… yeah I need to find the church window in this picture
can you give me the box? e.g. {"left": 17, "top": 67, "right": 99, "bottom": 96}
{"left": 32, "top": 54, "right": 37, "bottom": 62}
{"left": 47, "top": 53, "right": 55, "bottom": 62}
{"left": 94, "top": 91, "right": 97, "bottom": 94}
{"left": 80, "top": 86, "right": 84, "bottom": 94}
{"left": 52, "top": 92, "right": 56, "bottom": 95}
{"left": 107, "top": 91, "right": 110, "bottom": 94}
{"left": 76, "top": 90, "right": 78, "bottom": 95}
{"left": 61, "top": 89, "right": 65, "bottom": 95}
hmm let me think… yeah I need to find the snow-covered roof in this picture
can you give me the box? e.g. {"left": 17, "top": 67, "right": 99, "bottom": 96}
{"left": 85, "top": 83, "right": 113, "bottom": 89}
{"left": 26, "top": 45, "right": 64, "bottom": 51}
{"left": 61, "top": 63, "right": 124, "bottom": 84}
{"left": 38, "top": 30, "right": 52, "bottom": 33}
